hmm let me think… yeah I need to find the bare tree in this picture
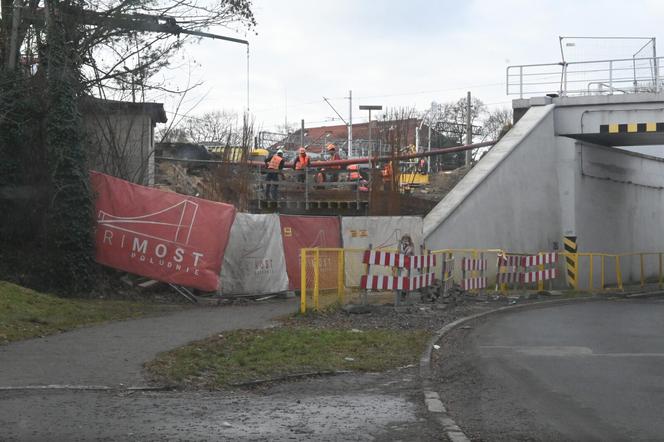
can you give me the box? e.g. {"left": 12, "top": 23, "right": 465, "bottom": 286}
{"left": 427, "top": 96, "right": 487, "bottom": 144}
{"left": 481, "top": 107, "right": 513, "bottom": 141}
{"left": 0, "top": 0, "right": 256, "bottom": 97}
{"left": 184, "top": 110, "right": 240, "bottom": 144}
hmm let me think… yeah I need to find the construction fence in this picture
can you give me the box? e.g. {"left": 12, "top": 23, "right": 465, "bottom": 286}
{"left": 299, "top": 248, "right": 664, "bottom": 313}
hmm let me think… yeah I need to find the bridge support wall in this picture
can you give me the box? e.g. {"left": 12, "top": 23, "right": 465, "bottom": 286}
{"left": 424, "top": 101, "right": 664, "bottom": 288}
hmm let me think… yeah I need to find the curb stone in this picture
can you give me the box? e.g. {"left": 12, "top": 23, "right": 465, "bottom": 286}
{"left": 419, "top": 295, "right": 609, "bottom": 442}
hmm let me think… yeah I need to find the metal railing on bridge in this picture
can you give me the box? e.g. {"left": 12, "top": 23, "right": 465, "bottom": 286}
{"left": 507, "top": 56, "right": 664, "bottom": 98}
{"left": 252, "top": 167, "right": 372, "bottom": 211}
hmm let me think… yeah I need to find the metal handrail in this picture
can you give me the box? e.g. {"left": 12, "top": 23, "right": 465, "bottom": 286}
{"left": 507, "top": 56, "right": 664, "bottom": 98}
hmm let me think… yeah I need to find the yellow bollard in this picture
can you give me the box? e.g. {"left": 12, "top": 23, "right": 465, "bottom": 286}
{"left": 314, "top": 248, "right": 320, "bottom": 310}
{"left": 616, "top": 256, "right": 623, "bottom": 290}
{"left": 600, "top": 255, "right": 605, "bottom": 291}
{"left": 640, "top": 254, "right": 645, "bottom": 288}
{"left": 337, "top": 249, "right": 345, "bottom": 304}
{"left": 300, "top": 250, "right": 307, "bottom": 314}
{"left": 589, "top": 254, "right": 594, "bottom": 291}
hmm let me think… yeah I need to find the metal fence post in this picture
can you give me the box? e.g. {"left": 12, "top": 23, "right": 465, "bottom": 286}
{"left": 537, "top": 252, "right": 544, "bottom": 292}
{"left": 609, "top": 60, "right": 613, "bottom": 93}
{"left": 305, "top": 167, "right": 309, "bottom": 210}
{"left": 616, "top": 256, "right": 623, "bottom": 290}
{"left": 300, "top": 249, "right": 307, "bottom": 314}
{"left": 337, "top": 249, "right": 345, "bottom": 305}
{"left": 601, "top": 255, "right": 605, "bottom": 291}
{"left": 314, "top": 248, "right": 320, "bottom": 311}
{"left": 589, "top": 254, "right": 594, "bottom": 291}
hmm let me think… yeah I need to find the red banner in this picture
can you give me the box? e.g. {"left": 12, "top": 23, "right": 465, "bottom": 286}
{"left": 279, "top": 215, "right": 341, "bottom": 290}
{"left": 91, "top": 171, "right": 236, "bottom": 291}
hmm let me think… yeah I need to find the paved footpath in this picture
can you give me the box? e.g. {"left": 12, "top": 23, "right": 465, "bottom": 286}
{"left": 0, "top": 299, "right": 439, "bottom": 441}
{"left": 0, "top": 299, "right": 298, "bottom": 388}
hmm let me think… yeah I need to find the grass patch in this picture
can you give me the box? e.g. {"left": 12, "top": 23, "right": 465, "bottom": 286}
{"left": 146, "top": 327, "right": 431, "bottom": 389}
{"left": 0, "top": 281, "right": 174, "bottom": 344}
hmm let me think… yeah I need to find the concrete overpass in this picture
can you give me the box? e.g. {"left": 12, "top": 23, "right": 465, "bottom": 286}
{"left": 424, "top": 92, "right": 664, "bottom": 286}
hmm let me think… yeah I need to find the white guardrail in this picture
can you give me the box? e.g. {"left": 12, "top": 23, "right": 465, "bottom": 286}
{"left": 507, "top": 56, "right": 664, "bottom": 98}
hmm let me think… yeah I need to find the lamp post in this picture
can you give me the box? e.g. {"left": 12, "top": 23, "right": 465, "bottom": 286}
{"left": 359, "top": 105, "right": 382, "bottom": 158}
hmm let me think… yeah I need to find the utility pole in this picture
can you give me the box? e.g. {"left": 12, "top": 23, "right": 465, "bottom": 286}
{"left": 465, "top": 91, "right": 472, "bottom": 166}
{"left": 300, "top": 119, "right": 304, "bottom": 149}
{"left": 360, "top": 104, "right": 382, "bottom": 158}
{"left": 348, "top": 90, "right": 353, "bottom": 158}
{"left": 428, "top": 124, "right": 432, "bottom": 173}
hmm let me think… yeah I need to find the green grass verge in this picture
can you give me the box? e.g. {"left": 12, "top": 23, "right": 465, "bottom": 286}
{"left": 146, "top": 327, "right": 431, "bottom": 389}
{"left": 0, "top": 281, "right": 173, "bottom": 344}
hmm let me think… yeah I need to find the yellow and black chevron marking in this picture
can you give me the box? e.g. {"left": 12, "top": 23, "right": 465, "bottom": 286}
{"left": 563, "top": 236, "right": 578, "bottom": 288}
{"left": 600, "top": 122, "right": 664, "bottom": 134}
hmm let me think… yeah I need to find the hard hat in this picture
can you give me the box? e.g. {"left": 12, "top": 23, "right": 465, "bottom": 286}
{"left": 276, "top": 149, "right": 284, "bottom": 155}
{"left": 326, "top": 143, "right": 336, "bottom": 151}
{"left": 299, "top": 147, "right": 306, "bottom": 154}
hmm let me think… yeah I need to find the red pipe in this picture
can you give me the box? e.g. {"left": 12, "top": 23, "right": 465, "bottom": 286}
{"left": 306, "top": 140, "right": 496, "bottom": 168}
{"left": 159, "top": 140, "right": 497, "bottom": 168}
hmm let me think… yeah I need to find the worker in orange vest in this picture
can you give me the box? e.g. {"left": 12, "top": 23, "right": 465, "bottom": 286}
{"left": 347, "top": 164, "right": 369, "bottom": 192}
{"left": 264, "top": 149, "right": 284, "bottom": 200}
{"left": 347, "top": 164, "right": 361, "bottom": 181}
{"left": 293, "top": 147, "right": 311, "bottom": 182}
{"left": 327, "top": 144, "right": 341, "bottom": 182}
{"left": 381, "top": 161, "right": 393, "bottom": 191}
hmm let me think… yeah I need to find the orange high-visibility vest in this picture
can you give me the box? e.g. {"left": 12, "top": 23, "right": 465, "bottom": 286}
{"left": 267, "top": 155, "right": 283, "bottom": 170}
{"left": 295, "top": 154, "right": 310, "bottom": 170}
{"left": 381, "top": 162, "right": 393, "bottom": 180}
{"left": 348, "top": 164, "right": 360, "bottom": 180}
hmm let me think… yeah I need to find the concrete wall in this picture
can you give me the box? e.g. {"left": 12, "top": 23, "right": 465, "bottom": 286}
{"left": 424, "top": 104, "right": 561, "bottom": 252}
{"left": 574, "top": 142, "right": 664, "bottom": 285}
{"left": 84, "top": 112, "right": 155, "bottom": 186}
{"left": 424, "top": 101, "right": 664, "bottom": 289}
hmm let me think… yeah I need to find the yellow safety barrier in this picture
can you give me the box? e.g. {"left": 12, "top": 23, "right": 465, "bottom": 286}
{"left": 299, "top": 247, "right": 664, "bottom": 313}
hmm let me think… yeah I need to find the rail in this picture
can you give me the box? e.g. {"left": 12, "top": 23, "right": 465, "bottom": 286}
{"left": 507, "top": 56, "right": 664, "bottom": 98}
{"left": 253, "top": 167, "right": 371, "bottom": 210}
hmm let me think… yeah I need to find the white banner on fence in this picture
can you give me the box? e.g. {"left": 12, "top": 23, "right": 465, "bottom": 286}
{"left": 341, "top": 216, "right": 424, "bottom": 287}
{"left": 220, "top": 213, "right": 289, "bottom": 296}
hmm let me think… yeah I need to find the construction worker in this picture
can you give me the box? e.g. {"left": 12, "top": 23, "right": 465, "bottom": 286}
{"left": 293, "top": 147, "right": 310, "bottom": 182}
{"left": 347, "top": 164, "right": 361, "bottom": 181}
{"left": 381, "top": 161, "right": 393, "bottom": 190}
{"left": 264, "top": 148, "right": 284, "bottom": 200}
{"left": 327, "top": 144, "right": 341, "bottom": 182}
{"left": 418, "top": 158, "right": 428, "bottom": 174}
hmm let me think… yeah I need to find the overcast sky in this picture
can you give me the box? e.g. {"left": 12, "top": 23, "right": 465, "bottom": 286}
{"left": 153, "top": 0, "right": 664, "bottom": 132}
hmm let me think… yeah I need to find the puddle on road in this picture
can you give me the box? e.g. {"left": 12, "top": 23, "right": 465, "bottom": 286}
{"left": 0, "top": 390, "right": 418, "bottom": 441}
{"left": 156, "top": 393, "right": 417, "bottom": 440}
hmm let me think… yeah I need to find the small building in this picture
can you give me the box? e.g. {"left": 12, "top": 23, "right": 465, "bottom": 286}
{"left": 81, "top": 97, "right": 167, "bottom": 186}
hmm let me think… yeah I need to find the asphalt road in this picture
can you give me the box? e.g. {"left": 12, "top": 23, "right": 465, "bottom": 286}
{"left": 434, "top": 299, "right": 664, "bottom": 441}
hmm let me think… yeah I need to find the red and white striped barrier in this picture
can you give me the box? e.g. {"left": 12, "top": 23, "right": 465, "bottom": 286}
{"left": 496, "top": 255, "right": 521, "bottom": 284}
{"left": 460, "top": 277, "right": 487, "bottom": 290}
{"left": 520, "top": 268, "right": 557, "bottom": 283}
{"left": 461, "top": 257, "right": 488, "bottom": 271}
{"left": 362, "top": 250, "right": 436, "bottom": 269}
{"left": 361, "top": 273, "right": 436, "bottom": 291}
{"left": 521, "top": 253, "right": 558, "bottom": 267}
